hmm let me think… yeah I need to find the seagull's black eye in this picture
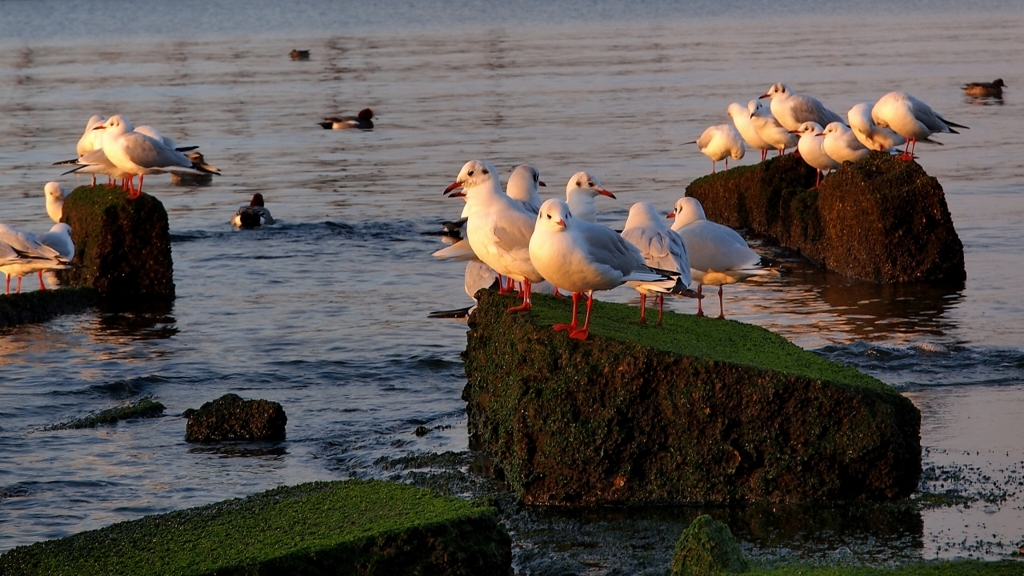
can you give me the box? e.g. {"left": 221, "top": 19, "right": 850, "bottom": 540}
{"left": 587, "top": 181, "right": 593, "bottom": 187}
{"left": 468, "top": 170, "right": 474, "bottom": 176}
{"left": 482, "top": 168, "right": 489, "bottom": 174}
{"left": 575, "top": 180, "right": 581, "bottom": 187}
{"left": 546, "top": 214, "right": 551, "bottom": 219}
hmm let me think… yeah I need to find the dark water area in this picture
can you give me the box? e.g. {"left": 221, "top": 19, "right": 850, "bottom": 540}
{"left": 1, "top": 0, "right": 1023, "bottom": 571}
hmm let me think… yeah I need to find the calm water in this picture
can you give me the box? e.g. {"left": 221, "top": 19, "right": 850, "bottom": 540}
{"left": 1, "top": 0, "right": 1023, "bottom": 570}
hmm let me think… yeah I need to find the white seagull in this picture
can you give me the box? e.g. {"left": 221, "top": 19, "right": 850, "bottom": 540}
{"left": 44, "top": 182, "right": 70, "bottom": 223}
{"left": 505, "top": 164, "right": 545, "bottom": 214}
{"left": 847, "top": 102, "right": 906, "bottom": 152}
{"left": 692, "top": 124, "right": 745, "bottom": 174}
{"left": 444, "top": 160, "right": 544, "bottom": 312}
{"left": 871, "top": 91, "right": 968, "bottom": 159}
{"left": 668, "top": 197, "right": 771, "bottom": 319}
{"left": 748, "top": 100, "right": 798, "bottom": 156}
{"left": 75, "top": 115, "right": 106, "bottom": 186}
{"left": 529, "top": 198, "right": 675, "bottom": 340}
{"left": 0, "top": 223, "right": 69, "bottom": 294}
{"left": 36, "top": 223, "right": 75, "bottom": 289}
{"left": 565, "top": 171, "right": 616, "bottom": 223}
{"left": 620, "top": 202, "right": 694, "bottom": 325}
{"left": 759, "top": 83, "right": 844, "bottom": 132}
{"left": 820, "top": 122, "right": 869, "bottom": 164}
{"left": 728, "top": 102, "right": 771, "bottom": 162}
{"left": 794, "top": 122, "right": 839, "bottom": 188}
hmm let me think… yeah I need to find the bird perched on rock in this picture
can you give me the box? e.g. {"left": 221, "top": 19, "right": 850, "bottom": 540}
{"left": 0, "top": 223, "right": 70, "bottom": 294}
{"left": 565, "top": 171, "right": 615, "bottom": 223}
{"left": 36, "top": 223, "right": 75, "bottom": 289}
{"left": 847, "top": 103, "right": 906, "bottom": 152}
{"left": 962, "top": 78, "right": 1004, "bottom": 98}
{"left": 871, "top": 92, "right": 968, "bottom": 160}
{"left": 529, "top": 198, "right": 678, "bottom": 340}
{"left": 44, "top": 182, "right": 70, "bottom": 223}
{"left": 231, "top": 194, "right": 275, "bottom": 228}
{"left": 692, "top": 124, "right": 745, "bottom": 174}
{"left": 318, "top": 108, "right": 374, "bottom": 130}
{"left": 793, "top": 122, "right": 839, "bottom": 188}
{"left": 748, "top": 100, "right": 798, "bottom": 156}
{"left": 727, "top": 102, "right": 771, "bottom": 162}
{"left": 669, "top": 197, "right": 772, "bottom": 319}
{"left": 820, "top": 122, "right": 869, "bottom": 164}
{"left": 620, "top": 202, "right": 695, "bottom": 325}
{"left": 759, "top": 83, "right": 844, "bottom": 132}
{"left": 505, "top": 164, "right": 545, "bottom": 214}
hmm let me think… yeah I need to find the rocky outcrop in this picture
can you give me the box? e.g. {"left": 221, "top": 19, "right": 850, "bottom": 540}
{"left": 57, "top": 185, "right": 175, "bottom": 304}
{"left": 671, "top": 515, "right": 749, "bottom": 576}
{"left": 0, "top": 288, "right": 97, "bottom": 329}
{"left": 184, "top": 393, "right": 287, "bottom": 443}
{"left": 463, "top": 291, "right": 921, "bottom": 506}
{"left": 685, "top": 152, "right": 965, "bottom": 285}
{"left": 0, "top": 480, "right": 512, "bottom": 576}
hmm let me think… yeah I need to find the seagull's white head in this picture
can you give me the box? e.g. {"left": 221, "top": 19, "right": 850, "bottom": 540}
{"left": 820, "top": 122, "right": 848, "bottom": 137}
{"left": 96, "top": 114, "right": 134, "bottom": 136}
{"left": 794, "top": 121, "right": 824, "bottom": 136}
{"left": 507, "top": 164, "right": 545, "bottom": 197}
{"left": 49, "top": 223, "right": 72, "bottom": 236}
{"left": 536, "top": 198, "right": 572, "bottom": 232}
{"left": 44, "top": 182, "right": 67, "bottom": 201}
{"left": 444, "top": 160, "right": 499, "bottom": 198}
{"left": 565, "top": 171, "right": 615, "bottom": 199}
{"left": 624, "top": 202, "right": 662, "bottom": 229}
{"left": 748, "top": 99, "right": 769, "bottom": 119}
{"left": 760, "top": 82, "right": 789, "bottom": 99}
{"left": 667, "top": 197, "right": 707, "bottom": 227}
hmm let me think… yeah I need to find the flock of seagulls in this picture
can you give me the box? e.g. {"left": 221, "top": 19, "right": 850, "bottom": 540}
{"left": 0, "top": 187, "right": 74, "bottom": 294}
{"left": 692, "top": 83, "right": 970, "bottom": 189}
{"left": 433, "top": 160, "right": 772, "bottom": 339}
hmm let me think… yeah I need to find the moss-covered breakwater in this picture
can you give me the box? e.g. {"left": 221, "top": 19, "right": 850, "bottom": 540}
{"left": 0, "top": 480, "right": 512, "bottom": 576}
{"left": 0, "top": 287, "right": 97, "bottom": 329}
{"left": 57, "top": 185, "right": 175, "bottom": 304}
{"left": 685, "top": 152, "right": 965, "bottom": 284}
{"left": 463, "top": 291, "right": 920, "bottom": 505}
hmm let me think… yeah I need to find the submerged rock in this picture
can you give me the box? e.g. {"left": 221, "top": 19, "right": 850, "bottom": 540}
{"left": 0, "top": 288, "right": 97, "bottom": 329}
{"left": 463, "top": 291, "right": 921, "bottom": 505}
{"left": 184, "top": 393, "right": 287, "bottom": 443}
{"left": 685, "top": 152, "right": 965, "bottom": 285}
{"left": 57, "top": 185, "right": 175, "bottom": 305}
{"left": 49, "top": 396, "right": 164, "bottom": 430}
{"left": 671, "top": 515, "right": 749, "bottom": 576}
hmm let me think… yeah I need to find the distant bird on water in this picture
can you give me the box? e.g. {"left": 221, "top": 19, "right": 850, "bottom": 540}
{"left": 318, "top": 108, "right": 374, "bottom": 130}
{"left": 231, "top": 194, "right": 275, "bottom": 228}
{"left": 962, "top": 78, "right": 1004, "bottom": 98}
{"left": 290, "top": 49, "right": 310, "bottom": 60}
{"left": 171, "top": 152, "right": 220, "bottom": 186}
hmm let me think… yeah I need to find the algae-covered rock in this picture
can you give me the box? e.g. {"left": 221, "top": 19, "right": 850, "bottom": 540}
{"left": 0, "top": 288, "right": 97, "bottom": 329}
{"left": 184, "top": 393, "right": 286, "bottom": 443}
{"left": 57, "top": 185, "right": 175, "bottom": 303}
{"left": 685, "top": 152, "right": 965, "bottom": 285}
{"left": 0, "top": 479, "right": 512, "bottom": 576}
{"left": 463, "top": 291, "right": 921, "bottom": 505}
{"left": 49, "top": 396, "right": 164, "bottom": 430}
{"left": 671, "top": 515, "right": 749, "bottom": 576}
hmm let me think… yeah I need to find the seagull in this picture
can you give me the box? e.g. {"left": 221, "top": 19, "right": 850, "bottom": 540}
{"left": 529, "top": 198, "right": 676, "bottom": 340}
{"left": 847, "top": 102, "right": 906, "bottom": 152}
{"left": 668, "top": 197, "right": 771, "bottom": 319}
{"left": 759, "top": 83, "right": 844, "bottom": 132}
{"left": 90, "top": 115, "right": 212, "bottom": 198}
{"left": 444, "top": 160, "right": 544, "bottom": 312}
{"left": 565, "top": 171, "right": 616, "bottom": 223}
{"left": 505, "top": 164, "right": 545, "bottom": 214}
{"left": 692, "top": 124, "right": 745, "bottom": 174}
{"left": 620, "top": 202, "right": 694, "bottom": 325}
{"left": 318, "top": 108, "right": 374, "bottom": 130}
{"left": 231, "top": 194, "right": 275, "bottom": 228}
{"left": 748, "top": 100, "right": 798, "bottom": 156}
{"left": 728, "top": 102, "right": 771, "bottom": 162}
{"left": 962, "top": 78, "right": 1004, "bottom": 98}
{"left": 820, "top": 122, "right": 869, "bottom": 164}
{"left": 793, "top": 122, "right": 839, "bottom": 188}
{"left": 75, "top": 115, "right": 106, "bottom": 186}
{"left": 427, "top": 261, "right": 499, "bottom": 319}
{"left": 44, "top": 182, "right": 70, "bottom": 223}
{"left": 0, "top": 223, "right": 69, "bottom": 294}
{"left": 58, "top": 147, "right": 132, "bottom": 189}
{"left": 171, "top": 151, "right": 220, "bottom": 186}
{"left": 871, "top": 92, "right": 968, "bottom": 160}
{"left": 36, "top": 223, "right": 74, "bottom": 289}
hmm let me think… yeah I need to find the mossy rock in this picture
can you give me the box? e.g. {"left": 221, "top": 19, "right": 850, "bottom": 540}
{"left": 686, "top": 152, "right": 965, "bottom": 284}
{"left": 0, "top": 288, "right": 97, "bottom": 329}
{"left": 0, "top": 480, "right": 512, "bottom": 576}
{"left": 750, "top": 561, "right": 1024, "bottom": 575}
{"left": 462, "top": 291, "right": 921, "bottom": 505}
{"left": 48, "top": 396, "right": 164, "bottom": 430}
{"left": 671, "top": 515, "right": 749, "bottom": 575}
{"left": 56, "top": 185, "right": 175, "bottom": 304}
{"left": 184, "top": 393, "right": 287, "bottom": 443}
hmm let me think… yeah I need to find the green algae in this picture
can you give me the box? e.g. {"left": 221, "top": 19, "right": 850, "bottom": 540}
{"left": 0, "top": 480, "right": 511, "bottom": 576}
{"left": 751, "top": 561, "right": 1024, "bottom": 575}
{"left": 0, "top": 288, "right": 98, "bottom": 329}
{"left": 47, "top": 396, "right": 164, "bottom": 430}
{"left": 671, "top": 515, "right": 750, "bottom": 575}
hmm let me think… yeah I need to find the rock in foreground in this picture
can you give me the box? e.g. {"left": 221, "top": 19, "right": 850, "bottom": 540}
{"left": 184, "top": 393, "right": 286, "bottom": 442}
{"left": 685, "top": 152, "right": 965, "bottom": 284}
{"left": 671, "top": 515, "right": 749, "bottom": 576}
{"left": 57, "top": 185, "right": 175, "bottom": 304}
{"left": 463, "top": 291, "right": 921, "bottom": 505}
{"left": 0, "top": 480, "right": 512, "bottom": 576}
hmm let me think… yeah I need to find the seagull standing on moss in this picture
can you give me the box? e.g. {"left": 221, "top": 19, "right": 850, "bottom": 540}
{"left": 759, "top": 83, "right": 844, "bottom": 132}
{"left": 691, "top": 124, "right": 745, "bottom": 174}
{"left": 530, "top": 198, "right": 677, "bottom": 340}
{"left": 44, "top": 182, "right": 70, "bottom": 223}
{"left": 748, "top": 100, "right": 798, "bottom": 156}
{"left": 728, "top": 102, "right": 771, "bottom": 162}
{"left": 620, "top": 202, "right": 695, "bottom": 325}
{"left": 871, "top": 91, "right": 968, "bottom": 160}
{"left": 669, "top": 198, "right": 772, "bottom": 319}
{"left": 0, "top": 223, "right": 69, "bottom": 294}
{"left": 847, "top": 103, "right": 906, "bottom": 153}
{"left": 793, "top": 122, "right": 839, "bottom": 189}
{"left": 444, "top": 160, "right": 543, "bottom": 313}
{"left": 820, "top": 122, "right": 869, "bottom": 164}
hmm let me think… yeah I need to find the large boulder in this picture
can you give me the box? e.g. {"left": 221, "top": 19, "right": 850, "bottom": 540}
{"left": 685, "top": 152, "right": 965, "bottom": 285}
{"left": 57, "top": 185, "right": 175, "bottom": 304}
{"left": 184, "top": 393, "right": 287, "bottom": 443}
{"left": 463, "top": 291, "right": 921, "bottom": 506}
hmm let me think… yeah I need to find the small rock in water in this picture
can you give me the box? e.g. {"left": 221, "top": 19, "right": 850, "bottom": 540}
{"left": 671, "top": 515, "right": 749, "bottom": 576}
{"left": 414, "top": 426, "right": 429, "bottom": 437}
{"left": 184, "top": 393, "right": 286, "bottom": 443}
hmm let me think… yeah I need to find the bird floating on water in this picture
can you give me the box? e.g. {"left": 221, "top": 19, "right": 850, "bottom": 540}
{"left": 318, "top": 108, "right": 374, "bottom": 130}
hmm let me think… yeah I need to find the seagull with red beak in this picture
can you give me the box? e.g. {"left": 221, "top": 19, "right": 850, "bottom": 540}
{"left": 565, "top": 171, "right": 616, "bottom": 223}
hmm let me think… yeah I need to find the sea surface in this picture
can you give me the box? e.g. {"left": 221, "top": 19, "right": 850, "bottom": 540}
{"left": 1, "top": 0, "right": 1023, "bottom": 571}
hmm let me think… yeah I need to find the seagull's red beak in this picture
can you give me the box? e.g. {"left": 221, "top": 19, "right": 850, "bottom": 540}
{"left": 444, "top": 180, "right": 464, "bottom": 196}
{"left": 758, "top": 92, "right": 770, "bottom": 99}
{"left": 92, "top": 125, "right": 106, "bottom": 131}
{"left": 556, "top": 219, "right": 565, "bottom": 227}
{"left": 815, "top": 132, "right": 825, "bottom": 137}
{"left": 666, "top": 210, "right": 675, "bottom": 219}
{"left": 597, "top": 188, "right": 616, "bottom": 199}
